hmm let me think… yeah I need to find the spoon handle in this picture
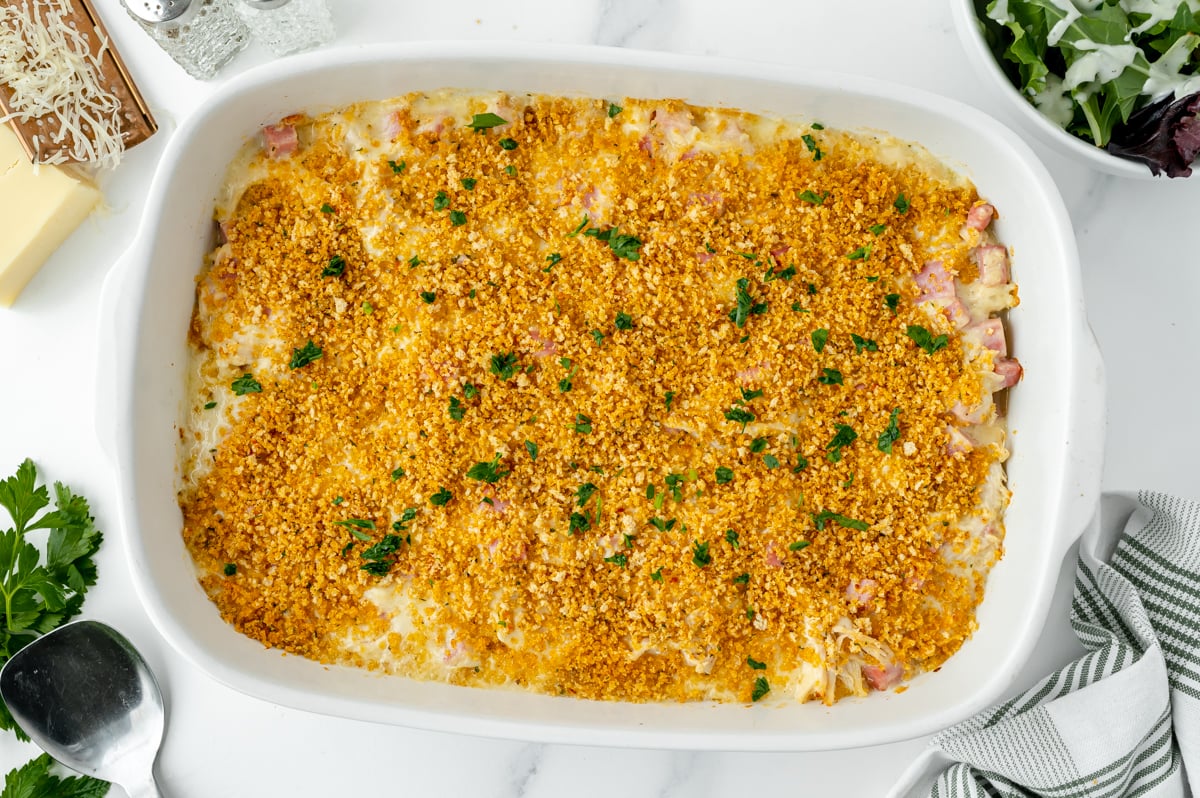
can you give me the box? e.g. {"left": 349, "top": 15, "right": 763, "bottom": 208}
{"left": 124, "top": 774, "right": 166, "bottom": 798}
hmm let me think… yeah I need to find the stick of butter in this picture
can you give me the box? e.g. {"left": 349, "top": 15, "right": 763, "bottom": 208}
{"left": 0, "top": 124, "right": 101, "bottom": 306}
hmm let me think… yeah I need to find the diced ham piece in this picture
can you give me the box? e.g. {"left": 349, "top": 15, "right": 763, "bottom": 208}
{"left": 946, "top": 425, "right": 974, "bottom": 455}
{"left": 697, "top": 250, "right": 715, "bottom": 264}
{"left": 974, "top": 245, "right": 1009, "bottom": 286}
{"left": 686, "top": 191, "right": 726, "bottom": 218}
{"left": 764, "top": 542, "right": 783, "bottom": 569}
{"left": 863, "top": 661, "right": 905, "bottom": 691}
{"left": 382, "top": 111, "right": 403, "bottom": 140}
{"left": 943, "top": 297, "right": 971, "bottom": 329}
{"left": 846, "top": 578, "right": 877, "bottom": 606}
{"left": 735, "top": 364, "right": 764, "bottom": 382}
{"left": 914, "top": 260, "right": 954, "bottom": 302}
{"left": 770, "top": 244, "right": 790, "bottom": 261}
{"left": 641, "top": 108, "right": 698, "bottom": 160}
{"left": 966, "top": 203, "right": 995, "bottom": 231}
{"left": 994, "top": 356, "right": 1023, "bottom": 388}
{"left": 965, "top": 319, "right": 1007, "bottom": 356}
{"left": 262, "top": 124, "right": 298, "bottom": 159}
{"left": 528, "top": 327, "right": 558, "bottom": 359}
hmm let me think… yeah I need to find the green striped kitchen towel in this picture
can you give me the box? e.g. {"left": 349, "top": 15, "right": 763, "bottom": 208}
{"left": 897, "top": 491, "right": 1200, "bottom": 798}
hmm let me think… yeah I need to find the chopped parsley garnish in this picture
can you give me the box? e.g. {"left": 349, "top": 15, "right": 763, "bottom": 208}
{"left": 590, "top": 329, "right": 604, "bottom": 346}
{"left": 894, "top": 193, "right": 910, "bottom": 214}
{"left": 692, "top": 540, "right": 712, "bottom": 568}
{"left": 433, "top": 191, "right": 449, "bottom": 211}
{"left": 387, "top": 159, "right": 406, "bottom": 174}
{"left": 818, "top": 368, "right": 843, "bottom": 386}
{"left": 733, "top": 572, "right": 750, "bottom": 585}
{"left": 498, "top": 137, "right": 518, "bottom": 150}
{"left": 812, "top": 510, "right": 869, "bottom": 531}
{"left": 361, "top": 534, "right": 404, "bottom": 566}
{"left": 715, "top": 466, "right": 734, "bottom": 484}
{"left": 449, "top": 210, "right": 467, "bottom": 226}
{"left": 788, "top": 540, "right": 811, "bottom": 551}
{"left": 851, "top": 333, "right": 879, "bottom": 353}
{"left": 576, "top": 482, "right": 598, "bottom": 507}
{"left": 322, "top": 255, "right": 346, "bottom": 277}
{"left": 448, "top": 396, "right": 465, "bottom": 421}
{"left": 391, "top": 466, "right": 405, "bottom": 480}
{"left": 811, "top": 328, "right": 829, "bottom": 353}
{"left": 747, "top": 657, "right": 767, "bottom": 670}
{"left": 524, "top": 440, "right": 539, "bottom": 461}
{"left": 846, "top": 244, "right": 872, "bottom": 260}
{"left": 811, "top": 122, "right": 824, "bottom": 130}
{"left": 651, "top": 569, "right": 663, "bottom": 582}
{"left": 223, "top": 563, "right": 237, "bottom": 576}
{"left": 649, "top": 517, "right": 677, "bottom": 532}
{"left": 469, "top": 112, "right": 508, "bottom": 131}
{"left": 664, "top": 390, "right": 676, "bottom": 410}
{"left": 608, "top": 102, "right": 623, "bottom": 117}
{"left": 869, "top": 223, "right": 887, "bottom": 235}
{"left": 865, "top": 276, "right": 879, "bottom": 283}
{"left": 573, "top": 413, "right": 593, "bottom": 434}
{"left": 614, "top": 312, "right": 634, "bottom": 330}
{"left": 801, "top": 133, "right": 818, "bottom": 152}
{"left": 825, "top": 424, "right": 857, "bottom": 462}
{"left": 430, "top": 487, "right": 453, "bottom": 506}
{"left": 751, "top": 677, "right": 771, "bottom": 702}
{"left": 320, "top": 203, "right": 334, "bottom": 214}
{"left": 604, "top": 553, "right": 628, "bottom": 567}
{"left": 584, "top": 226, "right": 643, "bottom": 261}
{"left": 796, "top": 189, "right": 828, "bottom": 205}
{"left": 466, "top": 453, "right": 509, "bottom": 483}
{"left": 567, "top": 215, "right": 590, "bottom": 237}
{"left": 877, "top": 408, "right": 902, "bottom": 454}
{"left": 568, "top": 512, "right": 591, "bottom": 534}
{"left": 558, "top": 376, "right": 573, "bottom": 393}
{"left": 545, "top": 252, "right": 562, "bottom": 269}
{"left": 763, "top": 454, "right": 780, "bottom": 469}
{"left": 334, "top": 518, "right": 376, "bottom": 531}
{"left": 740, "top": 387, "right": 763, "bottom": 401}
{"left": 764, "top": 264, "right": 796, "bottom": 282}
{"left": 463, "top": 382, "right": 479, "bottom": 400}
{"left": 906, "top": 325, "right": 949, "bottom": 355}
{"left": 231, "top": 373, "right": 261, "bottom": 395}
{"left": 420, "top": 290, "right": 436, "bottom": 304}
{"left": 288, "top": 340, "right": 323, "bottom": 370}
{"left": 408, "top": 255, "right": 422, "bottom": 268}
{"left": 728, "top": 278, "right": 768, "bottom": 328}
{"left": 749, "top": 437, "right": 768, "bottom": 454}
{"left": 394, "top": 507, "right": 418, "bottom": 530}
{"left": 724, "top": 407, "right": 755, "bottom": 430}
{"left": 204, "top": 401, "right": 217, "bottom": 409}
{"left": 504, "top": 165, "right": 516, "bottom": 176}
{"left": 461, "top": 178, "right": 477, "bottom": 190}
{"left": 489, "top": 352, "right": 519, "bottom": 380}
{"left": 885, "top": 293, "right": 901, "bottom": 314}
{"left": 725, "top": 528, "right": 740, "bottom": 548}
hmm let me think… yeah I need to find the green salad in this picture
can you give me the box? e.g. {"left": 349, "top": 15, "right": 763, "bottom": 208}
{"left": 976, "top": 0, "right": 1200, "bottom": 177}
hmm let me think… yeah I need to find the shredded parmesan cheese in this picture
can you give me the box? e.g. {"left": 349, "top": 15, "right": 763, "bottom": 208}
{"left": 0, "top": 0, "right": 126, "bottom": 169}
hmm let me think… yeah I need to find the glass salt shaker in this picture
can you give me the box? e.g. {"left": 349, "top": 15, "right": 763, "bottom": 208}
{"left": 234, "top": 0, "right": 335, "bottom": 57}
{"left": 122, "top": 0, "right": 250, "bottom": 81}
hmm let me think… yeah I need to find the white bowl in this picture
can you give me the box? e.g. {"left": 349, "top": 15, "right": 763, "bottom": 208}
{"left": 949, "top": 0, "right": 1170, "bottom": 180}
{"left": 95, "top": 42, "right": 1105, "bottom": 751}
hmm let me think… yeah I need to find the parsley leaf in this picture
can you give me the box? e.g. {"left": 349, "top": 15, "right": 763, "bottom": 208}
{"left": 664, "top": 391, "right": 676, "bottom": 410}
{"left": 430, "top": 487, "right": 453, "bottom": 506}
{"left": 608, "top": 102, "right": 623, "bottom": 118}
{"left": 692, "top": 540, "right": 712, "bottom": 568}
{"left": 851, "top": 333, "right": 878, "bottom": 354}
{"left": 469, "top": 113, "right": 508, "bottom": 131}
{"left": 489, "top": 352, "right": 519, "bottom": 380}
{"left": 614, "top": 312, "right": 634, "bottom": 330}
{"left": 420, "top": 291, "right": 437, "bottom": 304}
{"left": 524, "top": 440, "right": 538, "bottom": 461}
{"left": 0, "top": 461, "right": 104, "bottom": 736}
{"left": 749, "top": 437, "right": 768, "bottom": 454}
{"left": 733, "top": 572, "right": 750, "bottom": 585}
{"left": 448, "top": 396, "right": 465, "bottom": 421}
{"left": 788, "top": 540, "right": 810, "bottom": 551}
{"left": 391, "top": 467, "right": 406, "bottom": 480}
{"left": 747, "top": 657, "right": 766, "bottom": 670}
{"left": 387, "top": 159, "right": 406, "bottom": 174}
{"left": 715, "top": 466, "right": 734, "bottom": 484}
{"left": 811, "top": 328, "right": 829, "bottom": 353}
{"left": 461, "top": 178, "right": 477, "bottom": 190}
{"left": 651, "top": 569, "right": 663, "bottom": 582}
{"left": 584, "top": 226, "right": 643, "bottom": 260}
{"left": 433, "top": 191, "right": 449, "bottom": 211}
{"left": 604, "top": 553, "right": 628, "bottom": 567}
{"left": 763, "top": 454, "right": 780, "bottom": 469}
{"left": 576, "top": 483, "right": 598, "bottom": 507}
{"left": 869, "top": 223, "right": 887, "bottom": 235}
{"left": 573, "top": 414, "right": 593, "bottom": 434}
{"left": 568, "top": 512, "right": 591, "bottom": 534}
{"left": 288, "top": 340, "right": 323, "bottom": 370}
{"left": 796, "top": 189, "right": 827, "bottom": 205}
{"left": 322, "top": 255, "right": 346, "bottom": 277}
{"left": 877, "top": 408, "right": 902, "bottom": 454}
{"left": 740, "top": 387, "right": 763, "bottom": 401}
{"left": 466, "top": 453, "right": 509, "bottom": 483}
{"left": 463, "top": 382, "right": 479, "bottom": 400}
{"left": 725, "top": 528, "right": 740, "bottom": 548}
{"left": 812, "top": 511, "right": 869, "bottom": 531}
{"left": 906, "top": 325, "right": 949, "bottom": 355}
{"left": 818, "top": 368, "right": 843, "bottom": 386}
{"left": 724, "top": 407, "right": 755, "bottom": 430}
{"left": 590, "top": 329, "right": 604, "bottom": 346}
{"left": 825, "top": 424, "right": 858, "bottom": 462}
{"left": 1, "top": 754, "right": 109, "bottom": 798}
{"left": 894, "top": 193, "right": 910, "bottom": 213}
{"left": 499, "top": 137, "right": 518, "bottom": 150}
{"left": 751, "top": 677, "right": 771, "bottom": 702}
{"left": 885, "top": 293, "right": 901, "bottom": 314}
{"left": 231, "top": 373, "right": 262, "bottom": 395}
{"left": 728, "top": 278, "right": 768, "bottom": 328}
{"left": 320, "top": 203, "right": 334, "bottom": 214}
{"left": 449, "top": 210, "right": 467, "bottom": 226}
{"left": 846, "top": 244, "right": 872, "bottom": 261}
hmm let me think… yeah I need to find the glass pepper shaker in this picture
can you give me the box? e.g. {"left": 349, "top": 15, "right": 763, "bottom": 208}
{"left": 234, "top": 0, "right": 335, "bottom": 57}
{"left": 122, "top": 0, "right": 250, "bottom": 81}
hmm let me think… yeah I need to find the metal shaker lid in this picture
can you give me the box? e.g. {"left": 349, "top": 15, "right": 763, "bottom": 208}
{"left": 239, "top": 0, "right": 293, "bottom": 9}
{"left": 122, "top": 0, "right": 193, "bottom": 23}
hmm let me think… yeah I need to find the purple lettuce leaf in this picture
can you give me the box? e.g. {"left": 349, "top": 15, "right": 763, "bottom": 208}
{"left": 1105, "top": 90, "right": 1200, "bottom": 178}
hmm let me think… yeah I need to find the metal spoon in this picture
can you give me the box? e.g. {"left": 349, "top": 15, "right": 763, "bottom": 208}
{"left": 0, "top": 620, "right": 166, "bottom": 798}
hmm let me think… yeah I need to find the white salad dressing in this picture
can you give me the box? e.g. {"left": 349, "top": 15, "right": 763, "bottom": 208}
{"left": 1032, "top": 74, "right": 1076, "bottom": 127}
{"left": 1063, "top": 40, "right": 1141, "bottom": 91}
{"left": 1142, "top": 33, "right": 1200, "bottom": 100}
{"left": 1121, "top": 0, "right": 1200, "bottom": 34}
{"left": 1045, "top": 0, "right": 1082, "bottom": 46}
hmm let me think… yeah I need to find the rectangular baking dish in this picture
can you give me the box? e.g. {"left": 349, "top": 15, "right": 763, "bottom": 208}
{"left": 96, "top": 42, "right": 1105, "bottom": 751}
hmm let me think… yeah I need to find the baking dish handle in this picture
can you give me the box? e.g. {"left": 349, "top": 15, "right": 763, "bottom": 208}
{"left": 94, "top": 244, "right": 141, "bottom": 466}
{"left": 1057, "top": 322, "right": 1106, "bottom": 555}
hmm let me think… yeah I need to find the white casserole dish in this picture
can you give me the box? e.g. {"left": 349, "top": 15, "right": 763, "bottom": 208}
{"left": 96, "top": 42, "right": 1105, "bottom": 751}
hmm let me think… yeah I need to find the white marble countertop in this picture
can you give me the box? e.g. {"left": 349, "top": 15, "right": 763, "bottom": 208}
{"left": 2, "top": 1, "right": 1199, "bottom": 795}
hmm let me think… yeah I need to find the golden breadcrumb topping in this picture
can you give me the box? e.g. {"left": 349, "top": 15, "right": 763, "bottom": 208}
{"left": 180, "top": 92, "right": 1015, "bottom": 705}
